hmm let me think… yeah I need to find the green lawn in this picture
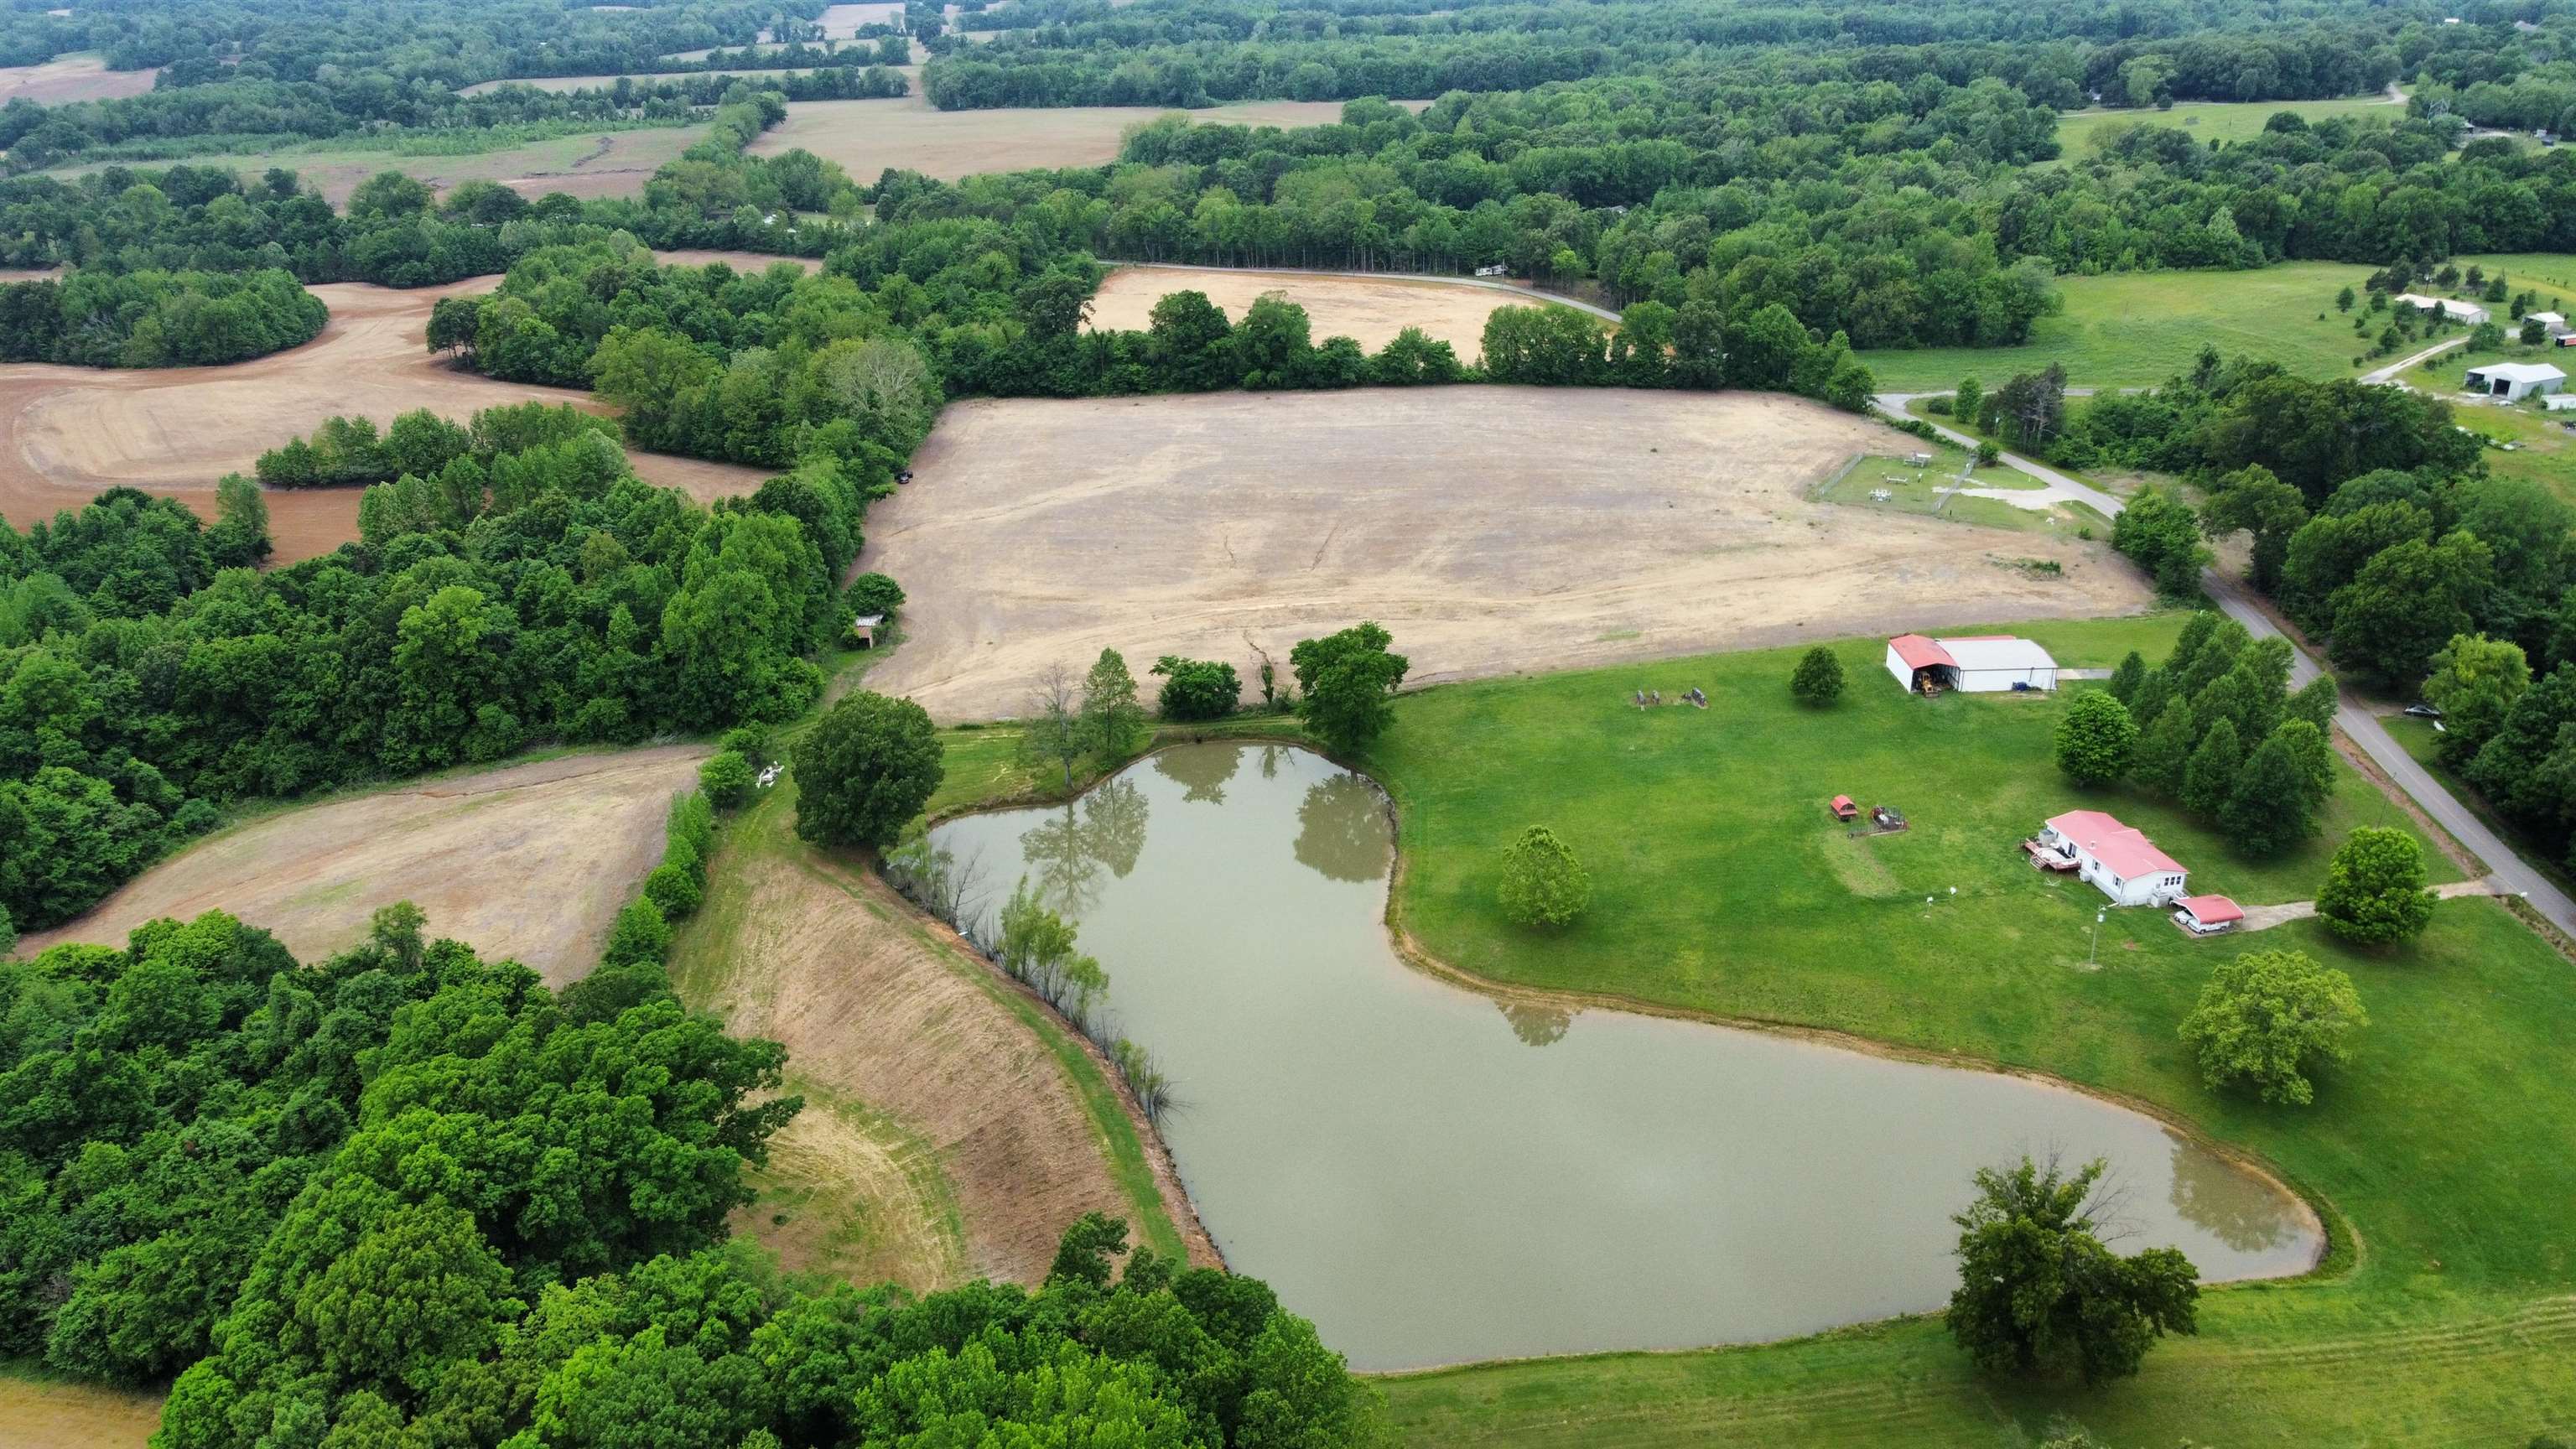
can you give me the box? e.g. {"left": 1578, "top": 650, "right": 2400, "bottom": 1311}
{"left": 1342, "top": 625, "right": 2570, "bottom": 1446}
{"left": 1858, "top": 262, "right": 2380, "bottom": 392}
{"left": 2456, "top": 253, "right": 2576, "bottom": 308}
{"left": 2054, "top": 94, "right": 2406, "bottom": 158}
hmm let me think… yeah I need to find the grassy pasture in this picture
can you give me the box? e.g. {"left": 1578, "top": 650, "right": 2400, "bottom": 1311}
{"left": 1857, "top": 262, "right": 2378, "bottom": 392}
{"left": 2053, "top": 93, "right": 2402, "bottom": 158}
{"left": 1351, "top": 625, "right": 2574, "bottom": 1446}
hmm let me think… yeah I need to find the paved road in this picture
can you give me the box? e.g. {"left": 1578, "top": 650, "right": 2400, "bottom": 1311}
{"left": 1870, "top": 394, "right": 2576, "bottom": 938}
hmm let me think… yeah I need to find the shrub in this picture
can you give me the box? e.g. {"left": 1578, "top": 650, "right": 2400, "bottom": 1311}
{"left": 792, "top": 691, "right": 943, "bottom": 849}
{"left": 603, "top": 896, "right": 671, "bottom": 966}
{"left": 644, "top": 862, "right": 704, "bottom": 919}
{"left": 1152, "top": 655, "right": 1242, "bottom": 721}
{"left": 700, "top": 750, "right": 757, "bottom": 808}
{"left": 719, "top": 724, "right": 771, "bottom": 766}
{"left": 845, "top": 571, "right": 905, "bottom": 620}
{"left": 2316, "top": 826, "right": 2434, "bottom": 943}
{"left": 2054, "top": 690, "right": 2137, "bottom": 787}
{"left": 1975, "top": 441, "right": 2002, "bottom": 467}
{"left": 1789, "top": 646, "right": 1845, "bottom": 706}
{"left": 2179, "top": 948, "right": 2366, "bottom": 1106}
{"left": 1498, "top": 825, "right": 1592, "bottom": 928}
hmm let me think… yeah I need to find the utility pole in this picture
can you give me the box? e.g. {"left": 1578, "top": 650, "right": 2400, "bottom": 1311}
{"left": 2088, "top": 909, "right": 2106, "bottom": 967}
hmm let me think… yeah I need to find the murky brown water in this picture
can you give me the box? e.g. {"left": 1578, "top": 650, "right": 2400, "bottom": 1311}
{"left": 932, "top": 743, "right": 2322, "bottom": 1370}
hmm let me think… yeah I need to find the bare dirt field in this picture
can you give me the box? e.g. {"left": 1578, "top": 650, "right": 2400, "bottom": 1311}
{"left": 0, "top": 52, "right": 156, "bottom": 105}
{"left": 0, "top": 276, "right": 771, "bottom": 562}
{"left": 0, "top": 1372, "right": 159, "bottom": 1449}
{"left": 671, "top": 784, "right": 1215, "bottom": 1286}
{"left": 49, "top": 126, "right": 709, "bottom": 205}
{"left": 1086, "top": 265, "right": 1561, "bottom": 358}
{"left": 751, "top": 91, "right": 1415, "bottom": 181}
{"left": 860, "top": 387, "right": 2155, "bottom": 721}
{"left": 19, "top": 746, "right": 708, "bottom": 985}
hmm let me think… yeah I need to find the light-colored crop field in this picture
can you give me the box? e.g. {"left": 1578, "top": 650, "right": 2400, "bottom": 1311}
{"left": 750, "top": 91, "right": 1413, "bottom": 181}
{"left": 857, "top": 387, "right": 2153, "bottom": 722}
{"left": 1085, "top": 265, "right": 1559, "bottom": 356}
{"left": 1858, "top": 261, "right": 2380, "bottom": 392}
{"left": 0, "top": 275, "right": 771, "bottom": 563}
{"left": 0, "top": 51, "right": 156, "bottom": 105}
{"left": 17, "top": 746, "right": 708, "bottom": 986}
{"left": 46, "top": 124, "right": 709, "bottom": 205}
{"left": 2054, "top": 91, "right": 2404, "bottom": 158}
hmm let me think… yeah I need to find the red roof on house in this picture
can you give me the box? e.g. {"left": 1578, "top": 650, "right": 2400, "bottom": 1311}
{"left": 2175, "top": 895, "right": 2243, "bottom": 924}
{"left": 1888, "top": 634, "right": 1955, "bottom": 670}
{"left": 2044, "top": 810, "right": 2186, "bottom": 879}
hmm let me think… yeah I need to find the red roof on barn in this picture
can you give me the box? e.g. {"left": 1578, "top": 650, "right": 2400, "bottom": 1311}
{"left": 2044, "top": 810, "right": 2185, "bottom": 878}
{"left": 2175, "top": 895, "right": 2243, "bottom": 924}
{"left": 1888, "top": 634, "right": 1956, "bottom": 670}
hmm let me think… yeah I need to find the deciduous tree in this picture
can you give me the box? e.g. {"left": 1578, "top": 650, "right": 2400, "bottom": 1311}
{"left": 792, "top": 690, "right": 943, "bottom": 849}
{"left": 2179, "top": 948, "right": 2366, "bottom": 1106}
{"left": 1947, "top": 1156, "right": 2199, "bottom": 1384}
{"left": 2316, "top": 826, "right": 2435, "bottom": 944}
{"left": 1498, "top": 825, "right": 1592, "bottom": 928}
{"left": 2054, "top": 690, "right": 2138, "bottom": 787}
{"left": 1789, "top": 647, "right": 1845, "bottom": 706}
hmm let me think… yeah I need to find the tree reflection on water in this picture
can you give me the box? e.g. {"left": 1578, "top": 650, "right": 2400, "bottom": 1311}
{"left": 1293, "top": 773, "right": 1392, "bottom": 884}
{"left": 1018, "top": 776, "right": 1150, "bottom": 917}
{"left": 1498, "top": 1000, "right": 1574, "bottom": 1047}
{"left": 1154, "top": 742, "right": 1242, "bottom": 803}
{"left": 2167, "top": 1138, "right": 2292, "bottom": 1253}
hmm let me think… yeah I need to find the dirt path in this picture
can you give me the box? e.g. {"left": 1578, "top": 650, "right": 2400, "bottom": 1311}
{"left": 671, "top": 783, "right": 1217, "bottom": 1285}
{"left": 0, "top": 278, "right": 771, "bottom": 562}
{"left": 0, "top": 1371, "right": 161, "bottom": 1449}
{"left": 861, "top": 387, "right": 2154, "bottom": 721}
{"left": 18, "top": 746, "right": 708, "bottom": 984}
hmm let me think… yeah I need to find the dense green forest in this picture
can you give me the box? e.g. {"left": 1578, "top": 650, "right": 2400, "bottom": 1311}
{"left": 0, "top": 906, "right": 1373, "bottom": 1446}
{"left": 0, "top": 401, "right": 887, "bottom": 930}
{"left": 0, "top": 266, "right": 324, "bottom": 366}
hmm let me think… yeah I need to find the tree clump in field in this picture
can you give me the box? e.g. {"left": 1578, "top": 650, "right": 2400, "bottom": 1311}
{"left": 1499, "top": 824, "right": 1593, "bottom": 928}
{"left": 1948, "top": 1156, "right": 2199, "bottom": 1385}
{"left": 2179, "top": 948, "right": 2367, "bottom": 1106}
{"left": 793, "top": 689, "right": 943, "bottom": 849}
{"left": 1789, "top": 646, "right": 1845, "bottom": 706}
{"left": 2053, "top": 689, "right": 2137, "bottom": 787}
{"left": 1292, "top": 623, "right": 1409, "bottom": 756}
{"left": 2111, "top": 613, "right": 2345, "bottom": 857}
{"left": 2422, "top": 631, "right": 2530, "bottom": 767}
{"left": 1152, "top": 655, "right": 1243, "bottom": 721}
{"left": 2316, "top": 825, "right": 2436, "bottom": 943}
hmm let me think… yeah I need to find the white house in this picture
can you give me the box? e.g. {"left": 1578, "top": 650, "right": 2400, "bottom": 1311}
{"left": 1884, "top": 634, "right": 2059, "bottom": 694}
{"left": 2028, "top": 809, "right": 2189, "bottom": 906}
{"left": 2395, "top": 293, "right": 2490, "bottom": 325}
{"left": 2464, "top": 361, "right": 2568, "bottom": 401}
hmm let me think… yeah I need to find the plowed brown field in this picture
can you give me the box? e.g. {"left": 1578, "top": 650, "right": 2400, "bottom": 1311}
{"left": 18, "top": 746, "right": 708, "bottom": 984}
{"left": 0, "top": 278, "right": 770, "bottom": 562}
{"left": 857, "top": 387, "right": 2155, "bottom": 722}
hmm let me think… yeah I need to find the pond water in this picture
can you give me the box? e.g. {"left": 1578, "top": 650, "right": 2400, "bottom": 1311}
{"left": 929, "top": 744, "right": 2322, "bottom": 1370}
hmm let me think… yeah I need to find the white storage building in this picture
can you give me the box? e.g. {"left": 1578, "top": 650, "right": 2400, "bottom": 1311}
{"left": 1884, "top": 634, "right": 2060, "bottom": 694}
{"left": 2396, "top": 293, "right": 2490, "bottom": 325}
{"left": 2464, "top": 361, "right": 2568, "bottom": 401}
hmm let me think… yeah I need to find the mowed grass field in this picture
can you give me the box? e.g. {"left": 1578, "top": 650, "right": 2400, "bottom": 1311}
{"left": 1857, "top": 262, "right": 2378, "bottom": 391}
{"left": 2054, "top": 92, "right": 2403, "bottom": 158}
{"left": 1345, "top": 620, "right": 2576, "bottom": 1446}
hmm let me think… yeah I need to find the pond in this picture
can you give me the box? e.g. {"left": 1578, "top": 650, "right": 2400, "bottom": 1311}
{"left": 929, "top": 743, "right": 2323, "bottom": 1371}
